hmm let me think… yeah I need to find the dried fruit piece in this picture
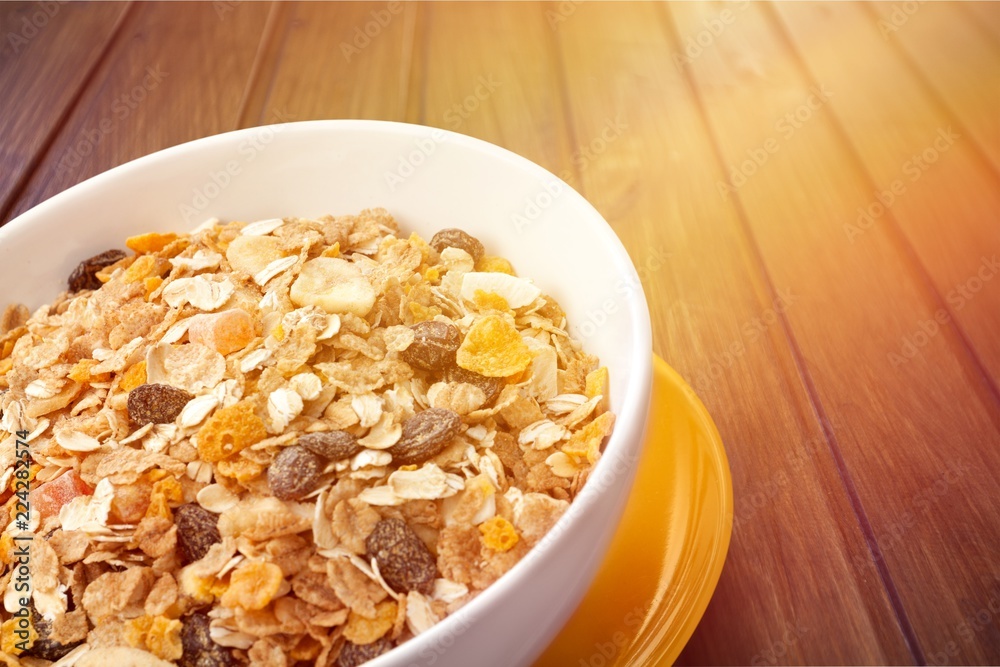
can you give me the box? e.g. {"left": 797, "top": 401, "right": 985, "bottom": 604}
{"left": 366, "top": 518, "right": 437, "bottom": 594}
{"left": 388, "top": 408, "right": 461, "bottom": 465}
{"left": 338, "top": 637, "right": 394, "bottom": 667}
{"left": 430, "top": 228, "right": 484, "bottom": 264}
{"left": 269, "top": 445, "right": 324, "bottom": 500}
{"left": 225, "top": 235, "right": 285, "bottom": 276}
{"left": 31, "top": 470, "right": 93, "bottom": 520}
{"left": 290, "top": 257, "right": 376, "bottom": 316}
{"left": 220, "top": 561, "right": 284, "bottom": 610}
{"left": 298, "top": 430, "right": 361, "bottom": 461}
{"left": 455, "top": 314, "right": 532, "bottom": 378}
{"left": 343, "top": 600, "right": 397, "bottom": 645}
{"left": 187, "top": 309, "right": 254, "bottom": 355}
{"left": 476, "top": 255, "right": 515, "bottom": 275}
{"left": 196, "top": 401, "right": 267, "bottom": 462}
{"left": 127, "top": 232, "right": 178, "bottom": 254}
{"left": 120, "top": 361, "right": 148, "bottom": 392}
{"left": 23, "top": 607, "right": 82, "bottom": 661}
{"left": 175, "top": 504, "right": 221, "bottom": 564}
{"left": 445, "top": 365, "right": 503, "bottom": 405}
{"left": 479, "top": 516, "right": 519, "bottom": 552}
{"left": 401, "top": 321, "right": 461, "bottom": 371}
{"left": 179, "top": 613, "right": 235, "bottom": 667}
{"left": 128, "top": 383, "right": 193, "bottom": 426}
{"left": 68, "top": 249, "right": 127, "bottom": 292}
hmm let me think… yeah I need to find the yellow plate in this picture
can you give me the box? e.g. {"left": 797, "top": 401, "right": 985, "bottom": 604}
{"left": 535, "top": 355, "right": 733, "bottom": 666}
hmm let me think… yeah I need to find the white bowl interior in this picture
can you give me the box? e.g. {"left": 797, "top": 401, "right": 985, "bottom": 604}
{"left": 0, "top": 121, "right": 652, "bottom": 666}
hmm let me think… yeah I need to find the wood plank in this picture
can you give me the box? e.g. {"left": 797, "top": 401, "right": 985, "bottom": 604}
{"left": 0, "top": 1, "right": 130, "bottom": 221}
{"left": 551, "top": 3, "right": 912, "bottom": 664}
{"left": 241, "top": 1, "right": 419, "bottom": 125}
{"left": 417, "top": 2, "right": 576, "bottom": 177}
{"left": 670, "top": 1, "right": 1000, "bottom": 663}
{"left": 4, "top": 1, "right": 272, "bottom": 222}
{"left": 774, "top": 2, "right": 1000, "bottom": 442}
{"left": 869, "top": 1, "right": 1000, "bottom": 174}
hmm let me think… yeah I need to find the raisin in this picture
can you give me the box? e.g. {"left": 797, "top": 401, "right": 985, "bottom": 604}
{"left": 430, "top": 228, "right": 484, "bottom": 264}
{"left": 127, "top": 383, "right": 193, "bottom": 426}
{"left": 67, "top": 249, "right": 127, "bottom": 292}
{"left": 175, "top": 504, "right": 221, "bottom": 564}
{"left": 338, "top": 637, "right": 394, "bottom": 667}
{"left": 268, "top": 445, "right": 324, "bottom": 500}
{"left": 388, "top": 408, "right": 461, "bottom": 465}
{"left": 23, "top": 606, "right": 82, "bottom": 661}
{"left": 366, "top": 518, "right": 437, "bottom": 595}
{"left": 179, "top": 613, "right": 235, "bottom": 667}
{"left": 445, "top": 365, "right": 503, "bottom": 405}
{"left": 298, "top": 430, "right": 361, "bottom": 461}
{"left": 401, "top": 321, "right": 461, "bottom": 371}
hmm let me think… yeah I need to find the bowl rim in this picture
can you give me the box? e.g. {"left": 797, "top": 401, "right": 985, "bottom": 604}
{"left": 2, "top": 119, "right": 654, "bottom": 664}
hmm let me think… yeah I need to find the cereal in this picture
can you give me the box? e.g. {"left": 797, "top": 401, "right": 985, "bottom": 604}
{"left": 338, "top": 637, "right": 394, "bottom": 667}
{"left": 298, "top": 430, "right": 361, "bottom": 461}
{"left": 400, "top": 321, "right": 461, "bottom": 371}
{"left": 388, "top": 408, "right": 462, "bottom": 465}
{"left": 187, "top": 309, "right": 255, "bottom": 355}
{"left": 175, "top": 504, "right": 222, "bottom": 564}
{"left": 127, "top": 232, "right": 179, "bottom": 254}
{"left": 180, "top": 613, "right": 235, "bottom": 667}
{"left": 128, "top": 383, "right": 193, "bottom": 426}
{"left": 366, "top": 518, "right": 437, "bottom": 595}
{"left": 430, "top": 228, "right": 484, "bottom": 264}
{"left": 220, "top": 561, "right": 284, "bottom": 610}
{"left": 290, "top": 257, "right": 376, "bottom": 317}
{"left": 196, "top": 401, "right": 267, "bottom": 462}
{"left": 479, "top": 516, "right": 519, "bottom": 552}
{"left": 343, "top": 600, "right": 397, "bottom": 645}
{"left": 68, "top": 249, "right": 127, "bottom": 292}
{"left": 445, "top": 365, "right": 503, "bottom": 405}
{"left": 456, "top": 313, "right": 532, "bottom": 377}
{"left": 268, "top": 445, "right": 324, "bottom": 501}
{"left": 0, "top": 211, "right": 614, "bottom": 666}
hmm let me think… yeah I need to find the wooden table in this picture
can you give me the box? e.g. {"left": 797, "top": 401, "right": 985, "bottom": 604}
{"left": 3, "top": 2, "right": 999, "bottom": 664}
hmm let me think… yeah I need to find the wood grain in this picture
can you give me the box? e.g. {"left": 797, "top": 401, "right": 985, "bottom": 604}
{"left": 669, "top": 1, "right": 1000, "bottom": 663}
{"left": 552, "top": 4, "right": 911, "bottom": 663}
{"left": 4, "top": 1, "right": 272, "bottom": 222}
{"left": 3, "top": 2, "right": 1000, "bottom": 664}
{"left": 0, "top": 1, "right": 130, "bottom": 220}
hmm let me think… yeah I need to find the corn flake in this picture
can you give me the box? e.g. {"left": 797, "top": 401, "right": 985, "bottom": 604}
{"left": 456, "top": 314, "right": 532, "bottom": 378}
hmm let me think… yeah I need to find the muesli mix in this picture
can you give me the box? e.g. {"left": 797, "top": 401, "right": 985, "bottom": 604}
{"left": 0, "top": 209, "right": 614, "bottom": 666}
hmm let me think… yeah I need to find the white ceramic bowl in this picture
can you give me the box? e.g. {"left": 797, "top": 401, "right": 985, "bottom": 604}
{"left": 0, "top": 121, "right": 652, "bottom": 667}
